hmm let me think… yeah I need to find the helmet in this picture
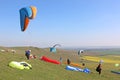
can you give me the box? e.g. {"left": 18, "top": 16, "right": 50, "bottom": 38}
{"left": 29, "top": 50, "right": 31, "bottom": 52}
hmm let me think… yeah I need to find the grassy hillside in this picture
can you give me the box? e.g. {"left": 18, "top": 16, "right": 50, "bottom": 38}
{"left": 0, "top": 46, "right": 120, "bottom": 80}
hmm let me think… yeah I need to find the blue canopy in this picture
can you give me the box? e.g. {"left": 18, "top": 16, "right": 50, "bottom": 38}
{"left": 65, "top": 65, "right": 90, "bottom": 73}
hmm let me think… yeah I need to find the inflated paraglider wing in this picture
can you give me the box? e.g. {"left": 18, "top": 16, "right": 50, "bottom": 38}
{"left": 50, "top": 47, "right": 56, "bottom": 52}
{"left": 50, "top": 44, "right": 61, "bottom": 53}
{"left": 78, "top": 50, "right": 84, "bottom": 55}
{"left": 19, "top": 6, "right": 37, "bottom": 32}
{"left": 53, "top": 44, "right": 61, "bottom": 48}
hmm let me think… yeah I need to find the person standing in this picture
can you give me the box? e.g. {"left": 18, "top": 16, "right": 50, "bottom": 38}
{"left": 60, "top": 57, "right": 62, "bottom": 64}
{"left": 25, "top": 50, "right": 31, "bottom": 60}
{"left": 96, "top": 63, "right": 102, "bottom": 75}
{"left": 67, "top": 58, "right": 71, "bottom": 65}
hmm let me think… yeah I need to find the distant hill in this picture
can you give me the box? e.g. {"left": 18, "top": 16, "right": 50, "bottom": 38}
{"left": 1, "top": 46, "right": 120, "bottom": 60}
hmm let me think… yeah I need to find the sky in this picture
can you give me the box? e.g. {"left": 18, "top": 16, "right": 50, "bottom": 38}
{"left": 0, "top": 0, "right": 120, "bottom": 48}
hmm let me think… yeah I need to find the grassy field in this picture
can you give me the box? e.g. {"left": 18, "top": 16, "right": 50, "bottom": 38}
{"left": 83, "top": 55, "right": 120, "bottom": 63}
{"left": 0, "top": 46, "right": 120, "bottom": 80}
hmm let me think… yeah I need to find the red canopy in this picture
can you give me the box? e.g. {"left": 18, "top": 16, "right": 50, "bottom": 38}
{"left": 40, "top": 56, "right": 60, "bottom": 64}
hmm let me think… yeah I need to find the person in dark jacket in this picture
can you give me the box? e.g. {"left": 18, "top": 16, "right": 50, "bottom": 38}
{"left": 25, "top": 50, "right": 31, "bottom": 60}
{"left": 96, "top": 63, "right": 102, "bottom": 75}
{"left": 67, "top": 58, "right": 71, "bottom": 65}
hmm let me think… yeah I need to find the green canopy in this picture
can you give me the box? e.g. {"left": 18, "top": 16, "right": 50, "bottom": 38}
{"left": 9, "top": 61, "right": 32, "bottom": 70}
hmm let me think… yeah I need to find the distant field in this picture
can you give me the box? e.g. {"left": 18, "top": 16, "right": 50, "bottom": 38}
{"left": 87, "top": 49, "right": 120, "bottom": 55}
{"left": 83, "top": 55, "right": 120, "bottom": 63}
{"left": 0, "top": 46, "right": 120, "bottom": 80}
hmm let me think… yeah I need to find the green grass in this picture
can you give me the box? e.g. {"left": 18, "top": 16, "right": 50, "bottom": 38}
{"left": 0, "top": 47, "right": 120, "bottom": 80}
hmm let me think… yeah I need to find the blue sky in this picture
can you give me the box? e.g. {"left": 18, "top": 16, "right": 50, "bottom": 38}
{"left": 0, "top": 0, "right": 120, "bottom": 48}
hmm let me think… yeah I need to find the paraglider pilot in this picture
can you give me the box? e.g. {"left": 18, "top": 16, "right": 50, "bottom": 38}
{"left": 25, "top": 50, "right": 31, "bottom": 60}
{"left": 60, "top": 57, "right": 62, "bottom": 63}
{"left": 67, "top": 58, "right": 71, "bottom": 65}
{"left": 96, "top": 63, "right": 102, "bottom": 75}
